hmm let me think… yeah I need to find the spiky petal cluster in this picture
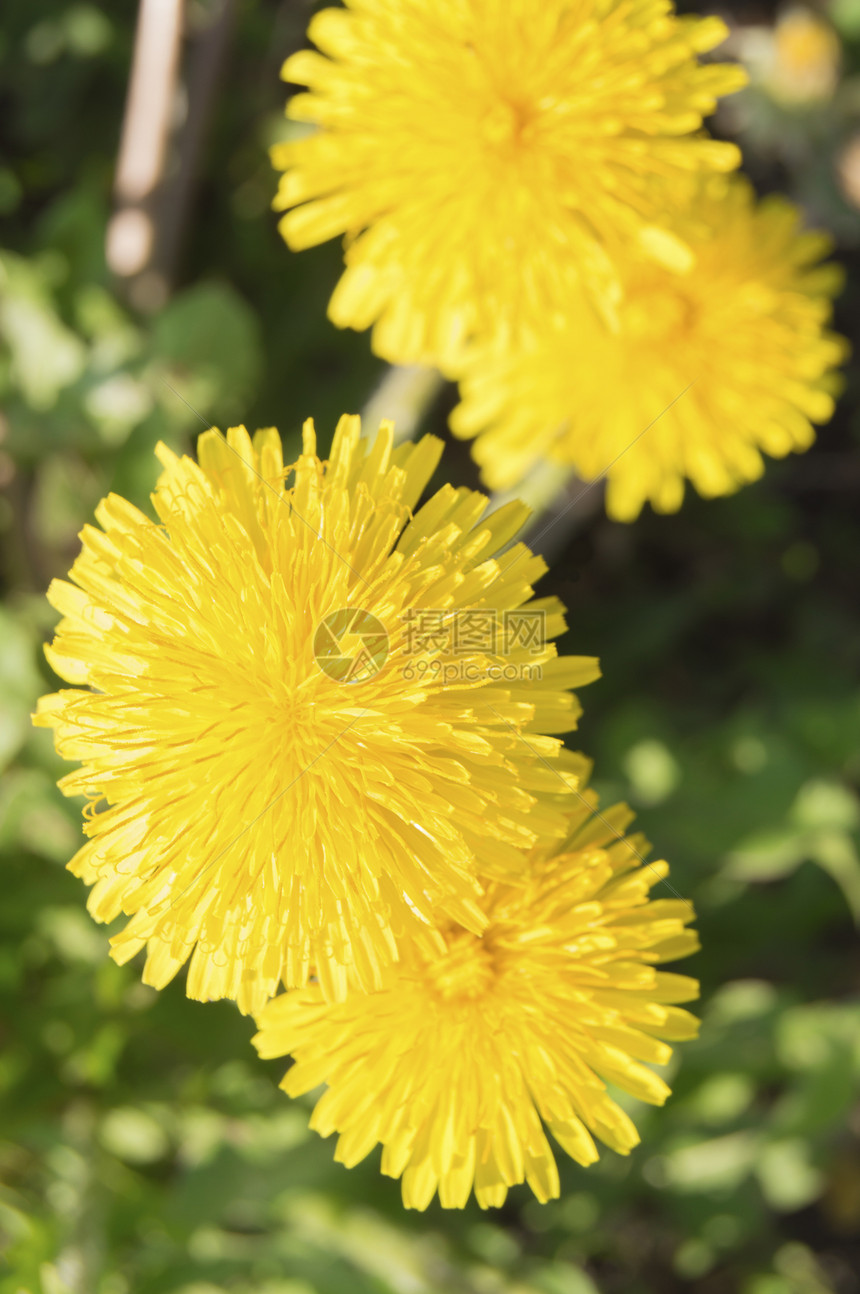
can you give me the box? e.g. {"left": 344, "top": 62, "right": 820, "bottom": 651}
{"left": 34, "top": 417, "right": 598, "bottom": 1014}
{"left": 254, "top": 786, "right": 699, "bottom": 1210}
{"left": 273, "top": 0, "right": 746, "bottom": 367}
{"left": 452, "top": 176, "right": 847, "bottom": 520}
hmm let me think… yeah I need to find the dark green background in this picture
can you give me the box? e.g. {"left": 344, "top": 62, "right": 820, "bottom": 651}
{"left": 1, "top": 2, "right": 859, "bottom": 1291}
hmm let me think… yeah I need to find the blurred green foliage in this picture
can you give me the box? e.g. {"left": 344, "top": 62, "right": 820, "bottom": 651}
{"left": 1, "top": 1, "right": 859, "bottom": 1292}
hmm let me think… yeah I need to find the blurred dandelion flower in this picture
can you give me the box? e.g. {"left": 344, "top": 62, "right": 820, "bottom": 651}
{"left": 254, "top": 786, "right": 699, "bottom": 1210}
{"left": 272, "top": 0, "right": 746, "bottom": 368}
{"left": 767, "top": 8, "right": 840, "bottom": 106}
{"left": 452, "top": 175, "right": 847, "bottom": 520}
{"left": 34, "top": 417, "right": 598, "bottom": 1013}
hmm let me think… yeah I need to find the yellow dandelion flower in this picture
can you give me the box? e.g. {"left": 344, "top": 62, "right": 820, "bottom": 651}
{"left": 34, "top": 416, "right": 599, "bottom": 1014}
{"left": 253, "top": 785, "right": 699, "bottom": 1210}
{"left": 451, "top": 175, "right": 847, "bottom": 520}
{"left": 273, "top": 0, "right": 746, "bottom": 368}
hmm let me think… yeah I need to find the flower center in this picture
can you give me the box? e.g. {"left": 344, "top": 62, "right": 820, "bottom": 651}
{"left": 424, "top": 930, "right": 497, "bottom": 1001}
{"left": 480, "top": 97, "right": 531, "bottom": 149}
{"left": 264, "top": 682, "right": 332, "bottom": 770}
{"left": 622, "top": 275, "right": 697, "bottom": 344}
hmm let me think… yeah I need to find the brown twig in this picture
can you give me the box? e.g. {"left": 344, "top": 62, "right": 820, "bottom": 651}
{"left": 106, "top": 0, "right": 184, "bottom": 305}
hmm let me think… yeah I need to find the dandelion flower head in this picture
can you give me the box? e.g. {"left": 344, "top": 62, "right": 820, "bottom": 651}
{"left": 273, "top": 0, "right": 746, "bottom": 368}
{"left": 34, "top": 417, "right": 598, "bottom": 1013}
{"left": 452, "top": 176, "right": 847, "bottom": 520}
{"left": 254, "top": 785, "right": 699, "bottom": 1210}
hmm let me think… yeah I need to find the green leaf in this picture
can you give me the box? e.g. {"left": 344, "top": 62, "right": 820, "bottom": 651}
{"left": 809, "top": 830, "right": 860, "bottom": 921}
{"left": 791, "top": 780, "right": 860, "bottom": 832}
{"left": 756, "top": 1140, "right": 824, "bottom": 1212}
{"left": 151, "top": 282, "right": 262, "bottom": 424}
{"left": 0, "top": 251, "right": 86, "bottom": 408}
{"left": 663, "top": 1132, "right": 760, "bottom": 1193}
{"left": 724, "top": 830, "right": 805, "bottom": 881}
{"left": 99, "top": 1106, "right": 171, "bottom": 1164}
{"left": 0, "top": 607, "right": 43, "bottom": 772}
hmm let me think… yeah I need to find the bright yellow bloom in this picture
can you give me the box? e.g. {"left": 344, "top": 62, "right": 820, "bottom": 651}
{"left": 34, "top": 417, "right": 599, "bottom": 1014}
{"left": 273, "top": 0, "right": 746, "bottom": 368}
{"left": 254, "top": 785, "right": 699, "bottom": 1210}
{"left": 452, "top": 175, "right": 847, "bottom": 520}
